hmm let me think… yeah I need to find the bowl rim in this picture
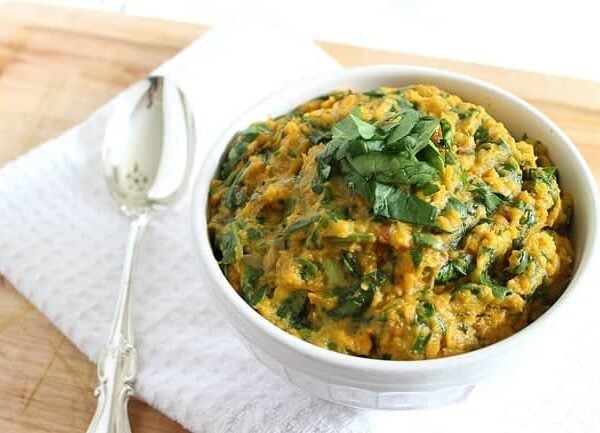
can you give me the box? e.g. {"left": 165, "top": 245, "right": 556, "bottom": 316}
{"left": 191, "top": 64, "right": 600, "bottom": 373}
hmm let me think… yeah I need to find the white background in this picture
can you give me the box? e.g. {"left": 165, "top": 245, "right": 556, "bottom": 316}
{"left": 14, "top": 0, "right": 600, "bottom": 82}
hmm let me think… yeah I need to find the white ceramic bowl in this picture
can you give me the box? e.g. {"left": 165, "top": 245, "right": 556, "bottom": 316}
{"left": 192, "top": 65, "right": 600, "bottom": 410}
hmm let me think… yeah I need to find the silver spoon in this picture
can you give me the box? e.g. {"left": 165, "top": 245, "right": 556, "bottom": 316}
{"left": 86, "top": 76, "right": 195, "bottom": 433}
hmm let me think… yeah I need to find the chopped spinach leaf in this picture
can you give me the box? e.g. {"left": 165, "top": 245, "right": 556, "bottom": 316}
{"left": 220, "top": 124, "right": 269, "bottom": 179}
{"left": 308, "top": 128, "right": 332, "bottom": 145}
{"left": 373, "top": 183, "right": 439, "bottom": 226}
{"left": 435, "top": 253, "right": 474, "bottom": 284}
{"left": 363, "top": 270, "right": 386, "bottom": 289}
{"left": 331, "top": 115, "right": 359, "bottom": 141}
{"left": 330, "top": 206, "right": 350, "bottom": 220}
{"left": 453, "top": 283, "right": 483, "bottom": 296}
{"left": 323, "top": 260, "right": 346, "bottom": 286}
{"left": 503, "top": 161, "right": 520, "bottom": 173}
{"left": 508, "top": 250, "right": 530, "bottom": 276}
{"left": 474, "top": 125, "right": 489, "bottom": 144}
{"left": 490, "top": 284, "right": 510, "bottom": 298}
{"left": 386, "top": 116, "right": 439, "bottom": 157}
{"left": 525, "top": 167, "right": 559, "bottom": 200}
{"left": 413, "top": 232, "right": 443, "bottom": 250}
{"left": 314, "top": 109, "right": 440, "bottom": 226}
{"left": 305, "top": 215, "right": 328, "bottom": 249}
{"left": 396, "top": 96, "right": 415, "bottom": 111}
{"left": 282, "top": 215, "right": 319, "bottom": 238}
{"left": 330, "top": 232, "right": 377, "bottom": 243}
{"left": 332, "top": 107, "right": 376, "bottom": 140}
{"left": 347, "top": 139, "right": 384, "bottom": 156}
{"left": 352, "top": 113, "right": 377, "bottom": 140}
{"left": 364, "top": 88, "right": 386, "bottom": 97}
{"left": 322, "top": 184, "right": 335, "bottom": 203}
{"left": 445, "top": 150, "right": 458, "bottom": 165}
{"left": 312, "top": 109, "right": 379, "bottom": 192}
{"left": 453, "top": 107, "right": 478, "bottom": 120}
{"left": 296, "top": 258, "right": 319, "bottom": 281}
{"left": 472, "top": 182, "right": 505, "bottom": 215}
{"left": 417, "top": 141, "right": 445, "bottom": 172}
{"left": 411, "top": 249, "right": 423, "bottom": 268}
{"left": 499, "top": 160, "right": 522, "bottom": 181}
{"left": 416, "top": 301, "right": 435, "bottom": 325}
{"left": 224, "top": 165, "right": 247, "bottom": 210}
{"left": 277, "top": 291, "right": 310, "bottom": 329}
{"left": 410, "top": 117, "right": 440, "bottom": 152}
{"left": 515, "top": 201, "right": 536, "bottom": 226}
{"left": 412, "top": 329, "right": 431, "bottom": 354}
{"left": 421, "top": 182, "right": 440, "bottom": 195}
{"left": 246, "top": 227, "right": 262, "bottom": 240}
{"left": 385, "top": 110, "right": 420, "bottom": 145}
{"left": 445, "top": 197, "right": 475, "bottom": 218}
{"left": 329, "top": 271, "right": 385, "bottom": 318}
{"left": 440, "top": 118, "right": 453, "bottom": 148}
{"left": 478, "top": 248, "right": 511, "bottom": 299}
{"left": 520, "top": 206, "right": 536, "bottom": 227}
{"left": 330, "top": 286, "right": 373, "bottom": 318}
{"left": 345, "top": 172, "right": 375, "bottom": 203}
{"left": 525, "top": 166, "right": 557, "bottom": 184}
{"left": 241, "top": 265, "right": 265, "bottom": 305}
{"left": 347, "top": 152, "right": 439, "bottom": 187}
{"left": 216, "top": 224, "right": 242, "bottom": 265}
{"left": 341, "top": 251, "right": 361, "bottom": 278}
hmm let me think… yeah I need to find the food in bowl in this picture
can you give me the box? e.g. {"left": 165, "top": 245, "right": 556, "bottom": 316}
{"left": 207, "top": 85, "right": 574, "bottom": 360}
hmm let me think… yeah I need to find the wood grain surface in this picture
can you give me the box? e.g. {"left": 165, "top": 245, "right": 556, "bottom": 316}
{"left": 0, "top": 2, "right": 598, "bottom": 433}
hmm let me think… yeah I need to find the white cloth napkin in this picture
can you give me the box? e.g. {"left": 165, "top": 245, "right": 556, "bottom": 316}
{"left": 1, "top": 16, "right": 599, "bottom": 433}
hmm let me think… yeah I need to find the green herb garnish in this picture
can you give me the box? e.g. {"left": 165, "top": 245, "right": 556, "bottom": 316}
{"left": 418, "top": 141, "right": 445, "bottom": 172}
{"left": 346, "top": 153, "right": 439, "bottom": 187}
{"left": 372, "top": 183, "right": 439, "bottom": 226}
{"left": 386, "top": 110, "right": 420, "bottom": 144}
{"left": 332, "top": 107, "right": 376, "bottom": 141}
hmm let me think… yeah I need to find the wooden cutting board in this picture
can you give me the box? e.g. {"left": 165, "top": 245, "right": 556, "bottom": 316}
{"left": 0, "top": 2, "right": 598, "bottom": 432}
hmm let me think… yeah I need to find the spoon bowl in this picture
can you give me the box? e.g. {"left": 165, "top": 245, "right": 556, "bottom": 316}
{"left": 103, "top": 76, "right": 195, "bottom": 216}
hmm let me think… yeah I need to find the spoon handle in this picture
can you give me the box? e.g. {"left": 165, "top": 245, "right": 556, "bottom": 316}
{"left": 86, "top": 214, "right": 150, "bottom": 433}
